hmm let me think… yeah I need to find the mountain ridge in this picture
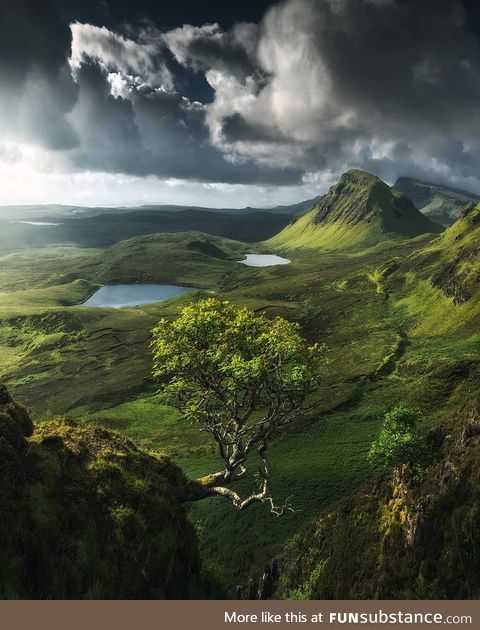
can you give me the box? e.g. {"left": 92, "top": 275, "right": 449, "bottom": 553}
{"left": 271, "top": 170, "right": 443, "bottom": 251}
{"left": 0, "top": 197, "right": 316, "bottom": 222}
{"left": 394, "top": 176, "right": 480, "bottom": 227}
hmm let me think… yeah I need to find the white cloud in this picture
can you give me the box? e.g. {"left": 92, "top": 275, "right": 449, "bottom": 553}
{"left": 164, "top": 0, "right": 480, "bottom": 192}
{"left": 70, "top": 22, "right": 174, "bottom": 91}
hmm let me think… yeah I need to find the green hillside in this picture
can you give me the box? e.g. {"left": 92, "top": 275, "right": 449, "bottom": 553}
{"left": 377, "top": 201, "right": 480, "bottom": 332}
{"left": 394, "top": 176, "right": 480, "bottom": 227}
{"left": 254, "top": 395, "right": 480, "bottom": 600}
{"left": 271, "top": 170, "right": 442, "bottom": 251}
{"left": 71, "top": 231, "right": 251, "bottom": 289}
{"left": 426, "top": 203, "right": 480, "bottom": 305}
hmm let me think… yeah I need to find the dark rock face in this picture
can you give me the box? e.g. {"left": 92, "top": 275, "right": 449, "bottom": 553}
{"left": 0, "top": 384, "right": 33, "bottom": 447}
{"left": 0, "top": 385, "right": 34, "bottom": 507}
{"left": 312, "top": 171, "right": 380, "bottom": 227}
{"left": 186, "top": 238, "right": 228, "bottom": 259}
{"left": 237, "top": 560, "right": 279, "bottom": 600}
{"left": 242, "top": 396, "right": 480, "bottom": 600}
{"left": 0, "top": 384, "right": 201, "bottom": 599}
{"left": 459, "top": 203, "right": 479, "bottom": 222}
{"left": 431, "top": 254, "right": 473, "bottom": 305}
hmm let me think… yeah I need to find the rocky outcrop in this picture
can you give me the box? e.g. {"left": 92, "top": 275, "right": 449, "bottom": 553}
{"left": 241, "top": 396, "right": 480, "bottom": 600}
{"left": 0, "top": 385, "right": 201, "bottom": 599}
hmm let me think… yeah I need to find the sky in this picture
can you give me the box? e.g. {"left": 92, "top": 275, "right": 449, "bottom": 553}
{"left": 1, "top": 0, "right": 480, "bottom": 208}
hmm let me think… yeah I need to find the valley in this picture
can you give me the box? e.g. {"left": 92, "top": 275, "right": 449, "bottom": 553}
{"left": 1, "top": 170, "right": 480, "bottom": 597}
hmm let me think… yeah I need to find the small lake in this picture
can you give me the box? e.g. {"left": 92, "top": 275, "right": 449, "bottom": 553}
{"left": 238, "top": 254, "right": 291, "bottom": 267}
{"left": 10, "top": 220, "right": 62, "bottom": 226}
{"left": 82, "top": 284, "right": 193, "bottom": 308}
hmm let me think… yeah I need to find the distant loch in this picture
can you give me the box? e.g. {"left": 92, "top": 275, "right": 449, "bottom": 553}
{"left": 238, "top": 254, "right": 291, "bottom": 267}
{"left": 10, "top": 220, "right": 62, "bottom": 226}
{"left": 81, "top": 284, "right": 193, "bottom": 308}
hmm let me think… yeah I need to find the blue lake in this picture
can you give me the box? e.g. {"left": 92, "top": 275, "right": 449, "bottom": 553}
{"left": 82, "top": 284, "right": 193, "bottom": 308}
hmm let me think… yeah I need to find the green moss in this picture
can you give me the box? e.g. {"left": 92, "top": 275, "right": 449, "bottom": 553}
{"left": 269, "top": 397, "right": 480, "bottom": 600}
{"left": 0, "top": 387, "right": 202, "bottom": 599}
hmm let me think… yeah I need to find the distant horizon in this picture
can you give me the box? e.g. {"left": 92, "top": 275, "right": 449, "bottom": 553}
{"left": 0, "top": 171, "right": 324, "bottom": 209}
{"left": 1, "top": 169, "right": 480, "bottom": 211}
{"left": 0, "top": 195, "right": 313, "bottom": 211}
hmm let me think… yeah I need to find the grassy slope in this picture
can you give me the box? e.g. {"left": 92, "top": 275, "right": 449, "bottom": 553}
{"left": 271, "top": 170, "right": 442, "bottom": 251}
{"left": 272, "top": 397, "right": 480, "bottom": 600}
{"left": 2, "top": 218, "right": 480, "bottom": 594}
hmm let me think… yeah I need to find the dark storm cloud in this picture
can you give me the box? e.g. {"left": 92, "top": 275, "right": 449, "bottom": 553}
{"left": 67, "top": 60, "right": 302, "bottom": 184}
{"left": 174, "top": 0, "right": 480, "bottom": 190}
{"left": 221, "top": 113, "right": 288, "bottom": 144}
{"left": 163, "top": 23, "right": 261, "bottom": 80}
{"left": 4, "top": 0, "right": 480, "bottom": 191}
{"left": 0, "top": 0, "right": 78, "bottom": 149}
{"left": 301, "top": 0, "right": 480, "bottom": 131}
{"left": 58, "top": 0, "right": 276, "bottom": 32}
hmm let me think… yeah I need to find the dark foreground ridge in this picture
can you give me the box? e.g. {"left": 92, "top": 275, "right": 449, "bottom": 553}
{"left": 0, "top": 384, "right": 201, "bottom": 599}
{"left": 241, "top": 395, "right": 480, "bottom": 599}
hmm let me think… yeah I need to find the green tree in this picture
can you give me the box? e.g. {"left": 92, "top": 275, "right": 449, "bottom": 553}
{"left": 368, "top": 406, "right": 420, "bottom": 471}
{"left": 151, "top": 298, "right": 323, "bottom": 514}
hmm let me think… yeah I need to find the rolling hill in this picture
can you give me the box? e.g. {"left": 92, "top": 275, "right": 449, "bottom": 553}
{"left": 71, "top": 231, "right": 250, "bottom": 288}
{"left": 394, "top": 176, "right": 480, "bottom": 227}
{"left": 0, "top": 197, "right": 315, "bottom": 222}
{"left": 270, "top": 170, "right": 443, "bottom": 251}
{"left": 0, "top": 210, "right": 291, "bottom": 253}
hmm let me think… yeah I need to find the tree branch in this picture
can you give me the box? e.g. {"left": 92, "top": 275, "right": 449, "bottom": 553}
{"left": 179, "top": 443, "right": 295, "bottom": 516}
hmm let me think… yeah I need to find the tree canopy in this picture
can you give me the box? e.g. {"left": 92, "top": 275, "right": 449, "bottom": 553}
{"left": 368, "top": 406, "right": 420, "bottom": 471}
{"left": 151, "top": 298, "right": 323, "bottom": 514}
